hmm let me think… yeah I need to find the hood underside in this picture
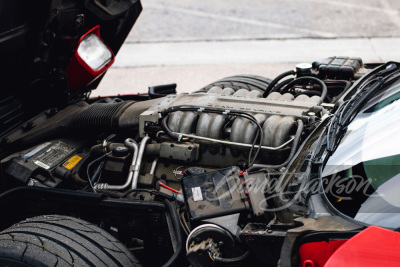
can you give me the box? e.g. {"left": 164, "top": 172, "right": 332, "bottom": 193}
{"left": 0, "top": 0, "right": 142, "bottom": 135}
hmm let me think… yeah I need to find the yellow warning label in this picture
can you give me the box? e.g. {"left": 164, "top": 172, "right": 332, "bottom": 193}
{"left": 62, "top": 155, "right": 82, "bottom": 170}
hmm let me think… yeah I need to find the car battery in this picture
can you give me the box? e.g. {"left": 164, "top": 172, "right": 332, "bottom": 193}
{"left": 1, "top": 139, "right": 87, "bottom": 187}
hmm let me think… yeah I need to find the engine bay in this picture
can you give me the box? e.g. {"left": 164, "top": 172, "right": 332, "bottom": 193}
{"left": 0, "top": 57, "right": 376, "bottom": 266}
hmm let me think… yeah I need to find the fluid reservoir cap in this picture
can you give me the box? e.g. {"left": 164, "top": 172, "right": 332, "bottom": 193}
{"left": 184, "top": 167, "right": 206, "bottom": 177}
{"left": 112, "top": 146, "right": 129, "bottom": 157}
{"left": 296, "top": 63, "right": 312, "bottom": 76}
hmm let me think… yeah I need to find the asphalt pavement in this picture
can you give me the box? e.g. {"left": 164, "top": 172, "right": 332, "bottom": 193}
{"left": 94, "top": 0, "right": 400, "bottom": 96}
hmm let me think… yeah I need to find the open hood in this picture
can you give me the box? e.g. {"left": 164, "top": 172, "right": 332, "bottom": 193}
{"left": 0, "top": 0, "right": 142, "bottom": 135}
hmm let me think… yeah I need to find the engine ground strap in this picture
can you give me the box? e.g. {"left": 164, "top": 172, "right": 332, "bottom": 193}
{"left": 173, "top": 166, "right": 185, "bottom": 180}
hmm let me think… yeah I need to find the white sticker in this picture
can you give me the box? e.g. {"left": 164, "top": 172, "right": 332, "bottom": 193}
{"left": 191, "top": 187, "right": 203, "bottom": 202}
{"left": 34, "top": 160, "right": 50, "bottom": 170}
{"left": 23, "top": 142, "right": 51, "bottom": 159}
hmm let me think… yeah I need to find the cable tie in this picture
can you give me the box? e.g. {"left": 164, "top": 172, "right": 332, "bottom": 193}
{"left": 102, "top": 139, "right": 108, "bottom": 154}
{"left": 129, "top": 165, "right": 140, "bottom": 172}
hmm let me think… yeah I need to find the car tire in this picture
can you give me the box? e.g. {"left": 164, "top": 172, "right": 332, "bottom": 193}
{"left": 195, "top": 74, "right": 272, "bottom": 93}
{"left": 0, "top": 215, "right": 141, "bottom": 267}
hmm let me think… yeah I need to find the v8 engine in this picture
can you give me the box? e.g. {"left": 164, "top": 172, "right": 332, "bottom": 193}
{"left": 0, "top": 57, "right": 371, "bottom": 266}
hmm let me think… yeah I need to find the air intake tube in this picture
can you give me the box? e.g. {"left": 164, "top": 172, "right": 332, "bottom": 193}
{"left": 6, "top": 99, "right": 160, "bottom": 150}
{"left": 71, "top": 101, "right": 134, "bottom": 131}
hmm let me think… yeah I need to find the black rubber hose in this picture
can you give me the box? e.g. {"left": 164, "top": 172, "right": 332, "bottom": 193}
{"left": 263, "top": 70, "right": 296, "bottom": 97}
{"left": 325, "top": 80, "right": 352, "bottom": 91}
{"left": 71, "top": 174, "right": 88, "bottom": 185}
{"left": 248, "top": 119, "right": 304, "bottom": 171}
{"left": 161, "top": 115, "right": 180, "bottom": 141}
{"left": 272, "top": 78, "right": 295, "bottom": 94}
{"left": 214, "top": 250, "right": 250, "bottom": 263}
{"left": 308, "top": 80, "right": 351, "bottom": 97}
{"left": 96, "top": 189, "right": 136, "bottom": 201}
{"left": 164, "top": 107, "right": 264, "bottom": 166}
{"left": 162, "top": 199, "right": 183, "bottom": 267}
{"left": 281, "top": 76, "right": 327, "bottom": 101}
{"left": 276, "top": 119, "right": 304, "bottom": 168}
{"left": 86, "top": 152, "right": 111, "bottom": 192}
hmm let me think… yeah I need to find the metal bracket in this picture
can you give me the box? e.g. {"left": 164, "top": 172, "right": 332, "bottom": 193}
{"left": 139, "top": 110, "right": 161, "bottom": 137}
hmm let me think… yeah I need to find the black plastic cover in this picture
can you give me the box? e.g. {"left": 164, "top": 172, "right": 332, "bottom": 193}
{"left": 243, "top": 171, "right": 269, "bottom": 216}
{"left": 182, "top": 167, "right": 248, "bottom": 221}
{"left": 148, "top": 83, "right": 177, "bottom": 99}
{"left": 313, "top": 56, "right": 363, "bottom": 79}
